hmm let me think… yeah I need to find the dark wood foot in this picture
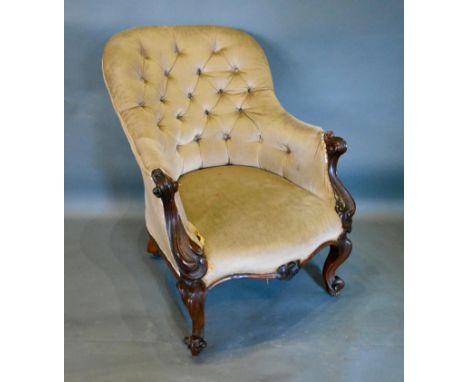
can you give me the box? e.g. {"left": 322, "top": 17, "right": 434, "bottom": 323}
{"left": 177, "top": 278, "right": 207, "bottom": 355}
{"left": 147, "top": 235, "right": 160, "bottom": 256}
{"left": 323, "top": 233, "right": 352, "bottom": 296}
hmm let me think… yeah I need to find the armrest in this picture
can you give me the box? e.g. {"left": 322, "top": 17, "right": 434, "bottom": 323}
{"left": 267, "top": 112, "right": 333, "bottom": 203}
{"left": 151, "top": 169, "right": 207, "bottom": 280}
{"left": 274, "top": 112, "right": 355, "bottom": 232}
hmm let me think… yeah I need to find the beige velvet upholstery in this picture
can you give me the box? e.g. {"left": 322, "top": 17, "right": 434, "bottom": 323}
{"left": 102, "top": 25, "right": 342, "bottom": 287}
{"left": 179, "top": 166, "right": 342, "bottom": 286}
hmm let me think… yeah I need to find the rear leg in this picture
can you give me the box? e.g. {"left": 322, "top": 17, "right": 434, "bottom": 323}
{"left": 147, "top": 235, "right": 160, "bottom": 256}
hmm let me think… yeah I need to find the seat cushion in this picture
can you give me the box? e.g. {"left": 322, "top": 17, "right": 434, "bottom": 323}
{"left": 178, "top": 166, "right": 343, "bottom": 287}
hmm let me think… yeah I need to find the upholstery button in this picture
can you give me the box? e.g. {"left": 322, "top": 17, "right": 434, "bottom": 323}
{"left": 204, "top": 109, "right": 210, "bottom": 115}
{"left": 247, "top": 87, "right": 252, "bottom": 93}
{"left": 258, "top": 135, "right": 263, "bottom": 143}
{"left": 285, "top": 145, "right": 291, "bottom": 154}
{"left": 164, "top": 69, "right": 170, "bottom": 77}
{"left": 223, "top": 133, "right": 231, "bottom": 141}
{"left": 176, "top": 113, "right": 183, "bottom": 120}
{"left": 232, "top": 66, "right": 239, "bottom": 73}
{"left": 212, "top": 43, "right": 220, "bottom": 54}
{"left": 138, "top": 101, "right": 145, "bottom": 107}
{"left": 160, "top": 96, "right": 166, "bottom": 103}
{"left": 237, "top": 106, "right": 243, "bottom": 112}
{"left": 217, "top": 88, "right": 224, "bottom": 94}
{"left": 187, "top": 92, "right": 193, "bottom": 99}
{"left": 194, "top": 134, "right": 201, "bottom": 142}
{"left": 197, "top": 68, "right": 202, "bottom": 76}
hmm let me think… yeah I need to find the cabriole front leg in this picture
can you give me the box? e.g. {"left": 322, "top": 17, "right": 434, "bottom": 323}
{"left": 323, "top": 233, "right": 352, "bottom": 296}
{"left": 177, "top": 278, "right": 207, "bottom": 355}
{"left": 323, "top": 131, "right": 356, "bottom": 296}
{"left": 151, "top": 168, "right": 208, "bottom": 355}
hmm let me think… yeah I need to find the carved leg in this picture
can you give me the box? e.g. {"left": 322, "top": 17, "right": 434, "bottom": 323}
{"left": 147, "top": 235, "right": 160, "bottom": 256}
{"left": 177, "top": 278, "right": 207, "bottom": 355}
{"left": 323, "top": 233, "right": 352, "bottom": 296}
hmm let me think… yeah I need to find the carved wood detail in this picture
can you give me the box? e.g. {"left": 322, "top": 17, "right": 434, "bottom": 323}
{"left": 277, "top": 260, "right": 301, "bottom": 280}
{"left": 151, "top": 169, "right": 207, "bottom": 281}
{"left": 323, "top": 233, "right": 352, "bottom": 296}
{"left": 151, "top": 168, "right": 208, "bottom": 355}
{"left": 323, "top": 132, "right": 356, "bottom": 296}
{"left": 177, "top": 278, "right": 207, "bottom": 356}
{"left": 323, "top": 131, "right": 356, "bottom": 233}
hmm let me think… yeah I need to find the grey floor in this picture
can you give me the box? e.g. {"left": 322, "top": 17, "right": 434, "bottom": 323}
{"left": 65, "top": 212, "right": 403, "bottom": 382}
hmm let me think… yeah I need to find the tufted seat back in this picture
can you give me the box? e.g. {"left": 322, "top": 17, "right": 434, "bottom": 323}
{"left": 103, "top": 26, "right": 330, "bottom": 196}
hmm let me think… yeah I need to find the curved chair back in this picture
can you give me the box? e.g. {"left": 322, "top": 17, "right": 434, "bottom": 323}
{"left": 103, "top": 26, "right": 315, "bottom": 182}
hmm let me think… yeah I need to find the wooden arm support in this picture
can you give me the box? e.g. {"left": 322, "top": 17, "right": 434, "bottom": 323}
{"left": 324, "top": 132, "right": 356, "bottom": 233}
{"left": 151, "top": 168, "right": 208, "bottom": 355}
{"left": 322, "top": 132, "right": 356, "bottom": 296}
{"left": 151, "top": 169, "right": 208, "bottom": 281}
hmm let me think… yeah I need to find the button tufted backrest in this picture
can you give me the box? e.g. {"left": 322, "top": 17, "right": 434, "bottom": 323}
{"left": 103, "top": 26, "right": 326, "bottom": 193}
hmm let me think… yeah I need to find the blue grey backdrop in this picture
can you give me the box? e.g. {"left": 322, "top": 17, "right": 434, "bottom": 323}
{"left": 65, "top": 0, "right": 403, "bottom": 210}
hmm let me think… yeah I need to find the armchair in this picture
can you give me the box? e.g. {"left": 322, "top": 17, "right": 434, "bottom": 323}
{"left": 103, "top": 25, "right": 355, "bottom": 355}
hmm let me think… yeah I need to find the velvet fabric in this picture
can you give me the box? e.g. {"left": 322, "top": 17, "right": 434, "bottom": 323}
{"left": 179, "top": 166, "right": 342, "bottom": 286}
{"left": 102, "top": 26, "right": 342, "bottom": 285}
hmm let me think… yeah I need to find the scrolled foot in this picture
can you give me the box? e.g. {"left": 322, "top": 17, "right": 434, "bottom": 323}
{"left": 177, "top": 279, "right": 207, "bottom": 355}
{"left": 184, "top": 335, "right": 207, "bottom": 355}
{"left": 277, "top": 260, "right": 301, "bottom": 280}
{"left": 323, "top": 233, "right": 352, "bottom": 296}
{"left": 326, "top": 275, "right": 345, "bottom": 296}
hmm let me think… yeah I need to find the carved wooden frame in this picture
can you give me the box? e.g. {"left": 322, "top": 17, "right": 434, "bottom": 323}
{"left": 150, "top": 169, "right": 208, "bottom": 355}
{"left": 148, "top": 131, "right": 355, "bottom": 355}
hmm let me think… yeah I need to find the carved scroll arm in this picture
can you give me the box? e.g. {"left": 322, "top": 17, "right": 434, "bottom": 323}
{"left": 323, "top": 132, "right": 356, "bottom": 233}
{"left": 151, "top": 169, "right": 207, "bottom": 280}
